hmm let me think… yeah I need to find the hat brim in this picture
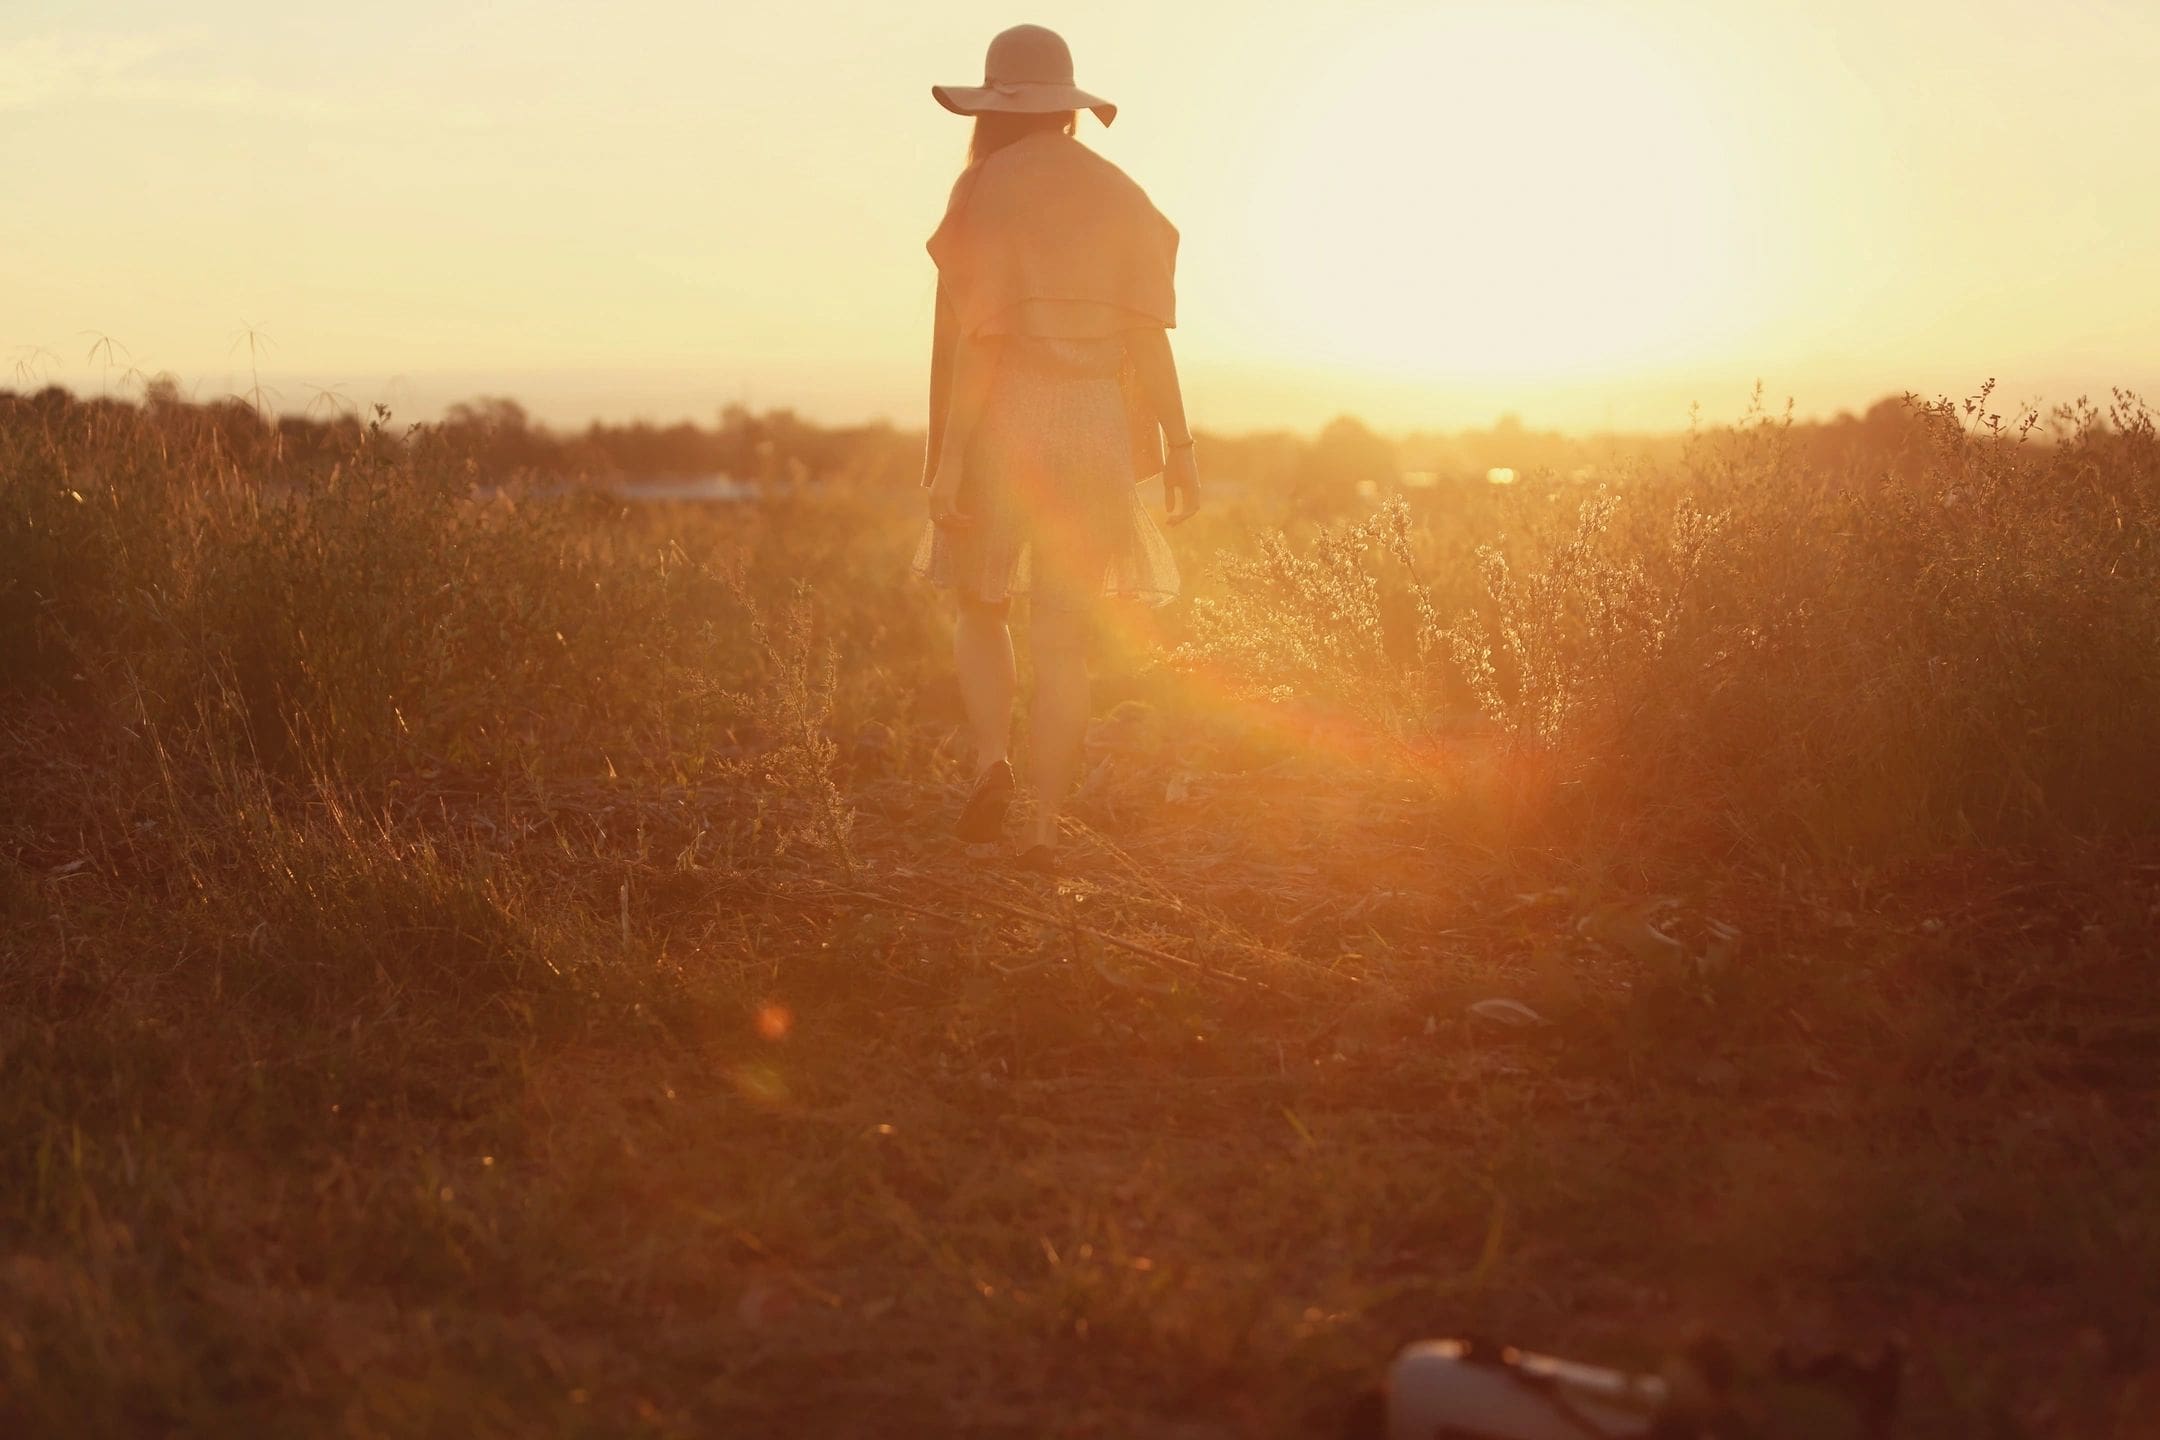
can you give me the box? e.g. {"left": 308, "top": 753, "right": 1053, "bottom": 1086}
{"left": 932, "top": 83, "right": 1116, "bottom": 127}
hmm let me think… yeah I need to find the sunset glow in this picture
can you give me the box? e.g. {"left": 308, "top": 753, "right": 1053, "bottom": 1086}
{"left": 1246, "top": 5, "right": 1742, "bottom": 378}
{"left": 8, "top": 0, "right": 2160, "bottom": 430}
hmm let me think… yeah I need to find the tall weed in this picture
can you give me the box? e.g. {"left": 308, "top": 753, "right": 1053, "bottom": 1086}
{"left": 1178, "top": 389, "right": 2160, "bottom": 861}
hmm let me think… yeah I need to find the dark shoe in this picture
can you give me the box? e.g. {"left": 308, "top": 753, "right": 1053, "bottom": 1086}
{"left": 955, "top": 760, "right": 1014, "bottom": 843}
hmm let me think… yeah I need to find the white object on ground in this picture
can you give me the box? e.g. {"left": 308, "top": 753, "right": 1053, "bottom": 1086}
{"left": 1387, "top": 1339, "right": 1667, "bottom": 1440}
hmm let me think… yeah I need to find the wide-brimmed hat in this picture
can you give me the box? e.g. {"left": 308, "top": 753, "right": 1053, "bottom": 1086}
{"left": 932, "top": 24, "right": 1116, "bottom": 127}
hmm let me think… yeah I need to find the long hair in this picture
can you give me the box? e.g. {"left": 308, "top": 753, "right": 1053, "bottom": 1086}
{"left": 967, "top": 110, "right": 1077, "bottom": 168}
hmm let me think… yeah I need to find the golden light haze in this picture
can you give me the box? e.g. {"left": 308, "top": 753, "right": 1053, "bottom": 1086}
{"left": 8, "top": 0, "right": 2159, "bottom": 433}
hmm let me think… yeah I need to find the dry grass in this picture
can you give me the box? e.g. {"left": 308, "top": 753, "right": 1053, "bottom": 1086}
{"left": 3, "top": 381, "right": 2159, "bottom": 1437}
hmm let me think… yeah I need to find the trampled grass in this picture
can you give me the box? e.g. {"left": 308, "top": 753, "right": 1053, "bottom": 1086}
{"left": 3, "top": 382, "right": 2158, "bottom": 1436}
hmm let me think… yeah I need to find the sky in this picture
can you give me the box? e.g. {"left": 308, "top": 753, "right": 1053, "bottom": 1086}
{"left": 6, "top": 0, "right": 2159, "bottom": 435}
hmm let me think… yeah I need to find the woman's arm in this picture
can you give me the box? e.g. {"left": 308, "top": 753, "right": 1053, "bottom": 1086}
{"left": 1126, "top": 326, "right": 1201, "bottom": 525}
{"left": 1125, "top": 326, "right": 1190, "bottom": 444}
{"left": 925, "top": 326, "right": 1003, "bottom": 528}
{"left": 923, "top": 284, "right": 956, "bottom": 489}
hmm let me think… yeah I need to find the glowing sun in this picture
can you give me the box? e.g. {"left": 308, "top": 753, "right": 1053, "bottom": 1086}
{"left": 1246, "top": 5, "right": 1742, "bottom": 381}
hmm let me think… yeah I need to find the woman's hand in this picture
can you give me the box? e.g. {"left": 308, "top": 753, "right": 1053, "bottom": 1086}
{"left": 926, "top": 463, "right": 972, "bottom": 531}
{"left": 1163, "top": 445, "right": 1201, "bottom": 526}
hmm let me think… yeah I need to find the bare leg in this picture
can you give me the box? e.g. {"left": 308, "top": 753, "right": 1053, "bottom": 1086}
{"left": 1025, "top": 603, "right": 1092, "bottom": 850}
{"left": 953, "top": 599, "right": 1016, "bottom": 776}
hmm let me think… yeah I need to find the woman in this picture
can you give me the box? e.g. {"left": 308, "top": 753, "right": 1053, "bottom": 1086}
{"left": 914, "top": 23, "right": 1201, "bottom": 871}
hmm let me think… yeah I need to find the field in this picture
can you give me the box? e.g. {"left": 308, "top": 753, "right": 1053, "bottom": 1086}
{"left": 4, "top": 383, "right": 2159, "bottom": 1437}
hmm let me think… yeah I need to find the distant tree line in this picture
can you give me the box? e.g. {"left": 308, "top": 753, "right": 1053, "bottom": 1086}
{"left": 2, "top": 378, "right": 1943, "bottom": 508}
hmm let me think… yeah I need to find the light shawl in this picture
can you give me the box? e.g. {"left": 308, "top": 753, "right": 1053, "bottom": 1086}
{"left": 923, "top": 131, "right": 1179, "bottom": 486}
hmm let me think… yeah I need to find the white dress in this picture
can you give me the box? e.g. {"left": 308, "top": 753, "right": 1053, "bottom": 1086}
{"left": 912, "top": 334, "right": 1179, "bottom": 613}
